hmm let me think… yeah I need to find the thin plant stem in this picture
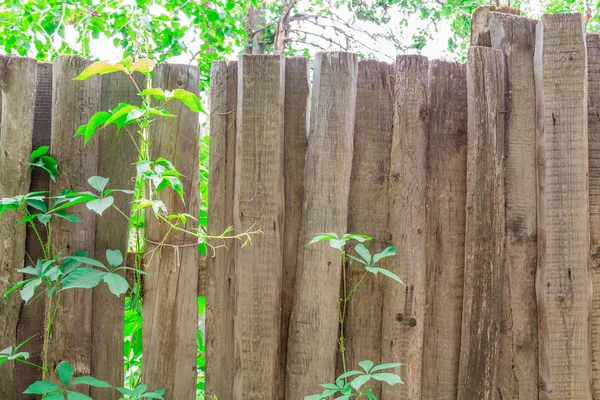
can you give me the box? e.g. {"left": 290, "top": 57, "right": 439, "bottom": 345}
{"left": 16, "top": 358, "right": 44, "bottom": 371}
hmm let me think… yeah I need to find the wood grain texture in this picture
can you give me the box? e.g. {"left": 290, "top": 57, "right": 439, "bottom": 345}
{"left": 142, "top": 64, "right": 200, "bottom": 399}
{"left": 343, "top": 60, "right": 393, "bottom": 398}
{"left": 420, "top": 60, "right": 467, "bottom": 400}
{"left": 483, "top": 12, "right": 540, "bottom": 400}
{"left": 47, "top": 56, "right": 101, "bottom": 390}
{"left": 232, "top": 55, "right": 285, "bottom": 399}
{"left": 470, "top": 6, "right": 520, "bottom": 47}
{"left": 90, "top": 71, "right": 144, "bottom": 398}
{"left": 286, "top": 52, "right": 357, "bottom": 399}
{"left": 458, "top": 46, "right": 505, "bottom": 400}
{"left": 14, "top": 62, "right": 52, "bottom": 399}
{"left": 206, "top": 60, "right": 238, "bottom": 399}
{"left": 0, "top": 55, "right": 37, "bottom": 399}
{"left": 382, "top": 55, "right": 428, "bottom": 400}
{"left": 534, "top": 14, "right": 592, "bottom": 400}
{"left": 589, "top": 32, "right": 600, "bottom": 399}
{"left": 280, "top": 56, "right": 310, "bottom": 399}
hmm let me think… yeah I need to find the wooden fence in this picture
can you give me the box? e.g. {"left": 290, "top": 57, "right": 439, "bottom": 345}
{"left": 1, "top": 6, "right": 600, "bottom": 400}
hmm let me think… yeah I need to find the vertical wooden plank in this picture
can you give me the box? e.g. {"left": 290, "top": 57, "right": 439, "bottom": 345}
{"left": 286, "top": 52, "right": 357, "bottom": 399}
{"left": 206, "top": 60, "right": 237, "bottom": 399}
{"left": 90, "top": 71, "right": 144, "bottom": 397}
{"left": 15, "top": 62, "right": 52, "bottom": 399}
{"left": 588, "top": 32, "right": 600, "bottom": 399}
{"left": 280, "top": 56, "right": 310, "bottom": 399}
{"left": 535, "top": 14, "right": 592, "bottom": 400}
{"left": 0, "top": 55, "right": 37, "bottom": 399}
{"left": 483, "top": 12, "right": 540, "bottom": 400}
{"left": 232, "top": 54, "right": 285, "bottom": 399}
{"left": 48, "top": 56, "right": 101, "bottom": 388}
{"left": 343, "top": 60, "right": 393, "bottom": 398}
{"left": 458, "top": 46, "right": 505, "bottom": 400}
{"left": 142, "top": 64, "right": 200, "bottom": 399}
{"left": 470, "top": 6, "right": 520, "bottom": 47}
{"left": 420, "top": 60, "right": 467, "bottom": 400}
{"left": 382, "top": 55, "right": 428, "bottom": 400}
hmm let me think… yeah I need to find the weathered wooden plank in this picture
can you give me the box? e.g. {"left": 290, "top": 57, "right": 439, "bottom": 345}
{"left": 286, "top": 52, "right": 357, "bottom": 399}
{"left": 470, "top": 6, "right": 520, "bottom": 47}
{"left": 90, "top": 71, "right": 144, "bottom": 398}
{"left": 47, "top": 56, "right": 101, "bottom": 389}
{"left": 458, "top": 46, "right": 505, "bottom": 400}
{"left": 142, "top": 64, "right": 201, "bottom": 399}
{"left": 0, "top": 55, "right": 38, "bottom": 399}
{"left": 382, "top": 55, "right": 428, "bottom": 400}
{"left": 342, "top": 60, "right": 393, "bottom": 397}
{"left": 420, "top": 60, "right": 467, "bottom": 400}
{"left": 534, "top": 14, "right": 592, "bottom": 400}
{"left": 478, "top": 12, "right": 540, "bottom": 400}
{"left": 206, "top": 60, "right": 238, "bottom": 399}
{"left": 589, "top": 32, "right": 600, "bottom": 399}
{"left": 280, "top": 56, "right": 310, "bottom": 399}
{"left": 232, "top": 54, "right": 285, "bottom": 399}
{"left": 14, "top": 62, "right": 52, "bottom": 399}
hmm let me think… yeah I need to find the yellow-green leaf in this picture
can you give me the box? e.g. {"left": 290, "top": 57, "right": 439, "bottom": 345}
{"left": 131, "top": 58, "right": 155, "bottom": 75}
{"left": 73, "top": 60, "right": 128, "bottom": 81}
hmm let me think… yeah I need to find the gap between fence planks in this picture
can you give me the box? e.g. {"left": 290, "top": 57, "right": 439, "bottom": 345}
{"left": 142, "top": 63, "right": 201, "bottom": 399}
{"left": 420, "top": 59, "right": 468, "bottom": 400}
{"left": 535, "top": 14, "right": 592, "bottom": 400}
{"left": 588, "top": 32, "right": 600, "bottom": 399}
{"left": 206, "top": 60, "right": 238, "bottom": 399}
{"left": 382, "top": 54, "right": 428, "bottom": 400}
{"left": 458, "top": 46, "right": 505, "bottom": 400}
{"left": 343, "top": 60, "right": 393, "bottom": 398}
{"left": 0, "top": 55, "right": 38, "bottom": 399}
{"left": 233, "top": 54, "right": 286, "bottom": 399}
{"left": 285, "top": 52, "right": 358, "bottom": 399}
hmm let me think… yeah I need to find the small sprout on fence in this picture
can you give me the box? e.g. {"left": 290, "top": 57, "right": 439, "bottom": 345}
{"left": 117, "top": 384, "right": 166, "bottom": 399}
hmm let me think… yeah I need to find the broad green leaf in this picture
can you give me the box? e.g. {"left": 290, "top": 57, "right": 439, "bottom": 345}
{"left": 0, "top": 346, "right": 12, "bottom": 355}
{"left": 61, "top": 255, "right": 106, "bottom": 270}
{"left": 37, "top": 213, "right": 52, "bottom": 225}
{"left": 206, "top": 9, "right": 220, "bottom": 22}
{"left": 358, "top": 360, "right": 374, "bottom": 373}
{"left": 117, "top": 387, "right": 135, "bottom": 396}
{"left": 104, "top": 105, "right": 140, "bottom": 127}
{"left": 27, "top": 198, "right": 47, "bottom": 213}
{"left": 71, "top": 376, "right": 111, "bottom": 388}
{"left": 57, "top": 361, "right": 74, "bottom": 385}
{"left": 88, "top": 176, "right": 109, "bottom": 194}
{"left": 321, "top": 383, "right": 339, "bottom": 389}
{"left": 337, "top": 370, "right": 362, "bottom": 380}
{"left": 4, "top": 278, "right": 36, "bottom": 301}
{"left": 307, "top": 233, "right": 339, "bottom": 246}
{"left": 62, "top": 268, "right": 106, "bottom": 290}
{"left": 67, "top": 391, "right": 93, "bottom": 400}
{"left": 30, "top": 146, "right": 49, "bottom": 161}
{"left": 76, "top": 111, "right": 111, "bottom": 146}
{"left": 365, "top": 267, "right": 404, "bottom": 285}
{"left": 44, "top": 393, "right": 65, "bottom": 400}
{"left": 346, "top": 254, "right": 368, "bottom": 266}
{"left": 86, "top": 196, "right": 114, "bottom": 216}
{"left": 134, "top": 384, "right": 148, "bottom": 396}
{"left": 131, "top": 58, "right": 155, "bottom": 75}
{"left": 143, "top": 388, "right": 166, "bottom": 398}
{"left": 126, "top": 108, "right": 145, "bottom": 122}
{"left": 106, "top": 249, "right": 123, "bottom": 268}
{"left": 372, "top": 246, "right": 397, "bottom": 266}
{"left": 61, "top": 253, "right": 85, "bottom": 275}
{"left": 23, "top": 380, "right": 61, "bottom": 394}
{"left": 139, "top": 88, "right": 166, "bottom": 100}
{"left": 21, "top": 278, "right": 42, "bottom": 302}
{"left": 74, "top": 60, "right": 128, "bottom": 80}
{"left": 370, "top": 362, "right": 402, "bottom": 373}
{"left": 37, "top": 155, "right": 60, "bottom": 181}
{"left": 350, "top": 374, "right": 371, "bottom": 390}
{"left": 117, "top": 57, "right": 132, "bottom": 71}
{"left": 54, "top": 211, "right": 80, "bottom": 223}
{"left": 329, "top": 239, "right": 346, "bottom": 251}
{"left": 17, "top": 265, "right": 39, "bottom": 276}
{"left": 353, "top": 243, "right": 372, "bottom": 265}
{"left": 170, "top": 89, "right": 204, "bottom": 113}
{"left": 103, "top": 273, "right": 129, "bottom": 297}
{"left": 370, "top": 372, "right": 403, "bottom": 385}
{"left": 145, "top": 108, "right": 176, "bottom": 118}
{"left": 304, "top": 395, "right": 324, "bottom": 400}
{"left": 341, "top": 233, "right": 372, "bottom": 242}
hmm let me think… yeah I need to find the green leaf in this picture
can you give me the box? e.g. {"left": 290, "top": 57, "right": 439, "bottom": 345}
{"left": 43, "top": 392, "right": 65, "bottom": 400}
{"left": 75, "top": 111, "right": 111, "bottom": 146}
{"left": 372, "top": 246, "right": 396, "bottom": 266}
{"left": 57, "top": 361, "right": 74, "bottom": 385}
{"left": 27, "top": 198, "right": 47, "bottom": 213}
{"left": 73, "top": 60, "right": 128, "bottom": 80}
{"left": 143, "top": 388, "right": 166, "bottom": 398}
{"left": 365, "top": 267, "right": 404, "bottom": 285}
{"left": 131, "top": 58, "right": 155, "bottom": 75}
{"left": 337, "top": 370, "right": 362, "bottom": 380}
{"left": 4, "top": 278, "right": 36, "bottom": 301}
{"left": 307, "top": 233, "right": 339, "bottom": 246}
{"left": 67, "top": 391, "right": 93, "bottom": 400}
{"left": 117, "top": 387, "right": 135, "bottom": 396}
{"left": 117, "top": 57, "right": 132, "bottom": 71}
{"left": 370, "top": 362, "right": 402, "bottom": 373}
{"left": 103, "top": 273, "right": 129, "bottom": 297}
{"left": 86, "top": 196, "right": 114, "bottom": 216}
{"left": 134, "top": 384, "right": 148, "bottom": 396}
{"left": 329, "top": 239, "right": 346, "bottom": 251}
{"left": 346, "top": 254, "right": 368, "bottom": 266}
{"left": 62, "top": 268, "right": 107, "bottom": 290}
{"left": 104, "top": 105, "right": 140, "bottom": 127}
{"left": 71, "top": 376, "right": 111, "bottom": 388}
{"left": 106, "top": 249, "right": 123, "bottom": 268}
{"left": 341, "top": 233, "right": 372, "bottom": 242}
{"left": 139, "top": 88, "right": 166, "bottom": 100}
{"left": 170, "top": 89, "right": 204, "bottom": 113}
{"left": 21, "top": 278, "right": 42, "bottom": 302}
{"left": 207, "top": 9, "right": 220, "bottom": 22}
{"left": 54, "top": 211, "right": 80, "bottom": 223}
{"left": 88, "top": 176, "right": 109, "bottom": 194}
{"left": 23, "top": 380, "right": 61, "bottom": 394}
{"left": 358, "top": 360, "right": 374, "bottom": 373}
{"left": 61, "top": 255, "right": 107, "bottom": 270}
{"left": 350, "top": 374, "right": 371, "bottom": 390}
{"left": 30, "top": 146, "right": 49, "bottom": 161}
{"left": 354, "top": 243, "right": 372, "bottom": 265}
{"left": 370, "top": 372, "right": 403, "bottom": 385}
